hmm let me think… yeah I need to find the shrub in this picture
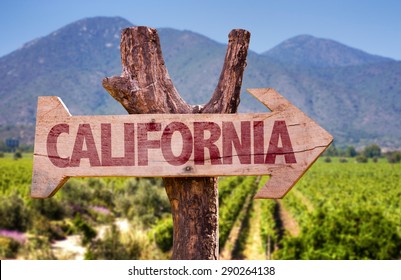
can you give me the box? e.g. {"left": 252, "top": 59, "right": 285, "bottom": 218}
{"left": 30, "top": 198, "right": 65, "bottom": 220}
{"left": 131, "top": 184, "right": 170, "bottom": 226}
{"left": 0, "top": 236, "right": 20, "bottom": 259}
{"left": 31, "top": 217, "right": 69, "bottom": 241}
{"left": 20, "top": 236, "right": 56, "bottom": 260}
{"left": 85, "top": 224, "right": 143, "bottom": 260}
{"left": 324, "top": 157, "right": 332, "bottom": 163}
{"left": 386, "top": 151, "right": 401, "bottom": 163}
{"left": 73, "top": 214, "right": 97, "bottom": 245}
{"left": 277, "top": 207, "right": 401, "bottom": 260}
{"left": 0, "top": 194, "right": 30, "bottom": 231}
{"left": 355, "top": 155, "right": 368, "bottom": 163}
{"left": 154, "top": 217, "right": 173, "bottom": 252}
{"left": 13, "top": 151, "right": 22, "bottom": 160}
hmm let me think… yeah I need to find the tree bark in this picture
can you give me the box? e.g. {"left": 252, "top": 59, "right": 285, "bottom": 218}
{"left": 103, "top": 26, "right": 250, "bottom": 259}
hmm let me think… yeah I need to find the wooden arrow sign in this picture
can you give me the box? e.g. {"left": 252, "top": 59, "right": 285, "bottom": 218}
{"left": 32, "top": 88, "right": 333, "bottom": 199}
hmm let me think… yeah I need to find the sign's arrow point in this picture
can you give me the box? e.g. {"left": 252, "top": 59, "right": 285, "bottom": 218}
{"left": 248, "top": 88, "right": 333, "bottom": 199}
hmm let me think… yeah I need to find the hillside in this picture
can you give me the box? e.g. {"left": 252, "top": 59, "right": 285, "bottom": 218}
{"left": 263, "top": 34, "right": 394, "bottom": 67}
{"left": 0, "top": 16, "right": 400, "bottom": 148}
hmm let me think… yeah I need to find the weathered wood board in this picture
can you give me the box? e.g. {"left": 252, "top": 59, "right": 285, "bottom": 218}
{"left": 32, "top": 88, "right": 333, "bottom": 199}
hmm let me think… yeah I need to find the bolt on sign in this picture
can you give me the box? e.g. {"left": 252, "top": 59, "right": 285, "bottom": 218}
{"left": 31, "top": 88, "right": 333, "bottom": 199}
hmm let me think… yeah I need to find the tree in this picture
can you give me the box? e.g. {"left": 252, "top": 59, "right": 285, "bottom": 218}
{"left": 324, "top": 144, "right": 338, "bottom": 157}
{"left": 345, "top": 146, "right": 357, "bottom": 157}
{"left": 363, "top": 144, "right": 381, "bottom": 158}
{"left": 386, "top": 151, "right": 401, "bottom": 163}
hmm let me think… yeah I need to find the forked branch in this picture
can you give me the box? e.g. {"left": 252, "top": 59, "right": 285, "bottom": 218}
{"left": 102, "top": 26, "right": 250, "bottom": 115}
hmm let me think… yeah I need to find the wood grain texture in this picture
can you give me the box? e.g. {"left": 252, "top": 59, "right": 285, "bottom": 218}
{"left": 102, "top": 27, "right": 250, "bottom": 260}
{"left": 32, "top": 89, "right": 333, "bottom": 199}
{"left": 102, "top": 27, "right": 191, "bottom": 114}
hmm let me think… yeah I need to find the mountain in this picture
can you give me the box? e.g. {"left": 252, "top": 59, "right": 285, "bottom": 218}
{"left": 263, "top": 34, "right": 394, "bottom": 68}
{"left": 0, "top": 17, "right": 131, "bottom": 122}
{"left": 0, "top": 17, "right": 400, "bottom": 149}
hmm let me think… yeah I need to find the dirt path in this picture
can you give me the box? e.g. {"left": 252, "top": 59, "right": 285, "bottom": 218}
{"left": 51, "top": 218, "right": 130, "bottom": 260}
{"left": 52, "top": 235, "right": 85, "bottom": 260}
{"left": 242, "top": 200, "right": 266, "bottom": 260}
{"left": 219, "top": 193, "right": 253, "bottom": 260}
{"left": 220, "top": 177, "right": 262, "bottom": 260}
{"left": 276, "top": 200, "right": 300, "bottom": 237}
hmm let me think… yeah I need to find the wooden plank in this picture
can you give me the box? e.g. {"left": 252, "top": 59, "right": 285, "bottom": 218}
{"left": 32, "top": 88, "right": 333, "bottom": 198}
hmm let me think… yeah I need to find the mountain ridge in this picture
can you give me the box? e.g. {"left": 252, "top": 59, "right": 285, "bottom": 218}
{"left": 0, "top": 16, "right": 400, "bottom": 149}
{"left": 263, "top": 34, "right": 394, "bottom": 68}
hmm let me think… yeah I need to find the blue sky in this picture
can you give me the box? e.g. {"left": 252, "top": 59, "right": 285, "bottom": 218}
{"left": 1, "top": 0, "right": 400, "bottom": 59}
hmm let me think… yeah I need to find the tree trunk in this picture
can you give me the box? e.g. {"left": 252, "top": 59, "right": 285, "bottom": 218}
{"left": 103, "top": 26, "right": 250, "bottom": 259}
{"left": 163, "top": 177, "right": 219, "bottom": 259}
